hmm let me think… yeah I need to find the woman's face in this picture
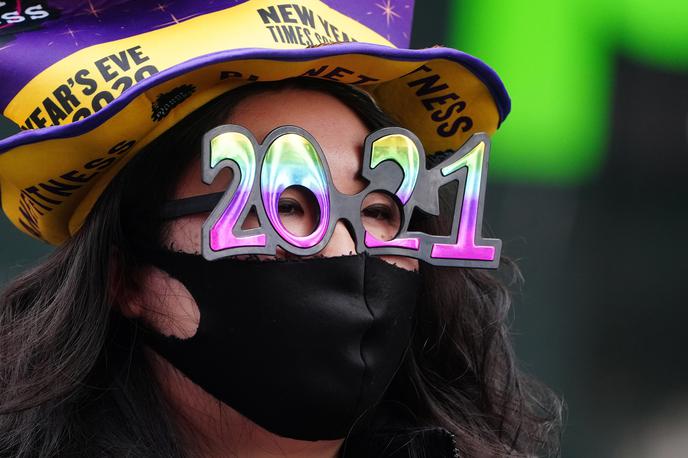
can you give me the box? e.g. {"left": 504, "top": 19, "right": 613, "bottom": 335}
{"left": 168, "top": 87, "right": 418, "bottom": 268}
{"left": 129, "top": 87, "right": 418, "bottom": 338}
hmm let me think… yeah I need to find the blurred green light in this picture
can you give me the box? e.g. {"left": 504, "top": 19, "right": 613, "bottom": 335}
{"left": 448, "top": 0, "right": 688, "bottom": 183}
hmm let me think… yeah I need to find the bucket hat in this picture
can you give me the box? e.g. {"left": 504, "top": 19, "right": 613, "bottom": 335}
{"left": 0, "top": 0, "right": 509, "bottom": 245}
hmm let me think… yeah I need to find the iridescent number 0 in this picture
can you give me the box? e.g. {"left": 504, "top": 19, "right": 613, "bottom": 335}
{"left": 260, "top": 133, "right": 330, "bottom": 249}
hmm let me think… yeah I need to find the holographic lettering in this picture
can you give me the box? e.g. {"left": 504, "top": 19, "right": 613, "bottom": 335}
{"left": 430, "top": 141, "right": 495, "bottom": 261}
{"left": 260, "top": 133, "right": 330, "bottom": 249}
{"left": 364, "top": 133, "right": 420, "bottom": 251}
{"left": 207, "top": 131, "right": 267, "bottom": 251}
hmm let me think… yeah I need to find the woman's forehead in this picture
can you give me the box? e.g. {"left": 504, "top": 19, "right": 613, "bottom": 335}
{"left": 181, "top": 87, "right": 369, "bottom": 197}
{"left": 224, "top": 87, "right": 369, "bottom": 144}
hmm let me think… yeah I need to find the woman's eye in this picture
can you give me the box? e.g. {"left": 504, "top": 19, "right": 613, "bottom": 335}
{"left": 360, "top": 194, "right": 402, "bottom": 241}
{"left": 362, "top": 204, "right": 394, "bottom": 221}
{"left": 278, "top": 198, "right": 304, "bottom": 216}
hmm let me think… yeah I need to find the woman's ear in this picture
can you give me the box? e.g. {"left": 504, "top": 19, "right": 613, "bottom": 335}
{"left": 108, "top": 246, "right": 142, "bottom": 319}
{"left": 109, "top": 246, "right": 200, "bottom": 339}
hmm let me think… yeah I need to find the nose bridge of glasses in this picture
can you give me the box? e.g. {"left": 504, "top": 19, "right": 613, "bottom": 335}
{"left": 318, "top": 219, "right": 358, "bottom": 257}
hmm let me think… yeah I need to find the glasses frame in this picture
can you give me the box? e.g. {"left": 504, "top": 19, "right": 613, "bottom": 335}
{"left": 162, "top": 124, "right": 501, "bottom": 269}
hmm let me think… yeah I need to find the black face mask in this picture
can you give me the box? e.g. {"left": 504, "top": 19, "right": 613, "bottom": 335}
{"left": 137, "top": 249, "right": 420, "bottom": 441}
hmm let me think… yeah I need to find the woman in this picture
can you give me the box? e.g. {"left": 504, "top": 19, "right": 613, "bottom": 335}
{"left": 0, "top": 77, "right": 560, "bottom": 457}
{"left": 0, "top": 2, "right": 561, "bottom": 457}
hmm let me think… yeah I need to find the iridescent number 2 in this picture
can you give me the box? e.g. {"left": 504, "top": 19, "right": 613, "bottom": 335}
{"left": 364, "top": 133, "right": 421, "bottom": 251}
{"left": 207, "top": 131, "right": 266, "bottom": 251}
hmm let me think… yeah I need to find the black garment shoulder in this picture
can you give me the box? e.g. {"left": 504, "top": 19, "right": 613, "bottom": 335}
{"left": 341, "top": 403, "right": 460, "bottom": 457}
{"left": 343, "top": 426, "right": 459, "bottom": 457}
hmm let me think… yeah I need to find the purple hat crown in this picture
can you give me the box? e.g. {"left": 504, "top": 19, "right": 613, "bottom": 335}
{"left": 0, "top": 0, "right": 415, "bottom": 112}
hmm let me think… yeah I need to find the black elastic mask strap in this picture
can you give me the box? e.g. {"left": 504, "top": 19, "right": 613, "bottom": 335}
{"left": 160, "top": 192, "right": 223, "bottom": 220}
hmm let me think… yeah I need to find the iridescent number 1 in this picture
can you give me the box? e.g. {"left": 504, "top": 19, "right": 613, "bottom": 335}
{"left": 430, "top": 141, "right": 496, "bottom": 261}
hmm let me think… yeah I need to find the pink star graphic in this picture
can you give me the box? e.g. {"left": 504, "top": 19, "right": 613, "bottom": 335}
{"left": 84, "top": 0, "right": 104, "bottom": 18}
{"left": 375, "top": 0, "right": 401, "bottom": 27}
{"left": 153, "top": 12, "right": 203, "bottom": 29}
{"left": 61, "top": 26, "right": 84, "bottom": 46}
{"left": 152, "top": 2, "right": 170, "bottom": 13}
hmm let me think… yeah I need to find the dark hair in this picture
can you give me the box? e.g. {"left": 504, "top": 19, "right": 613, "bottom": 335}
{"left": 0, "top": 78, "right": 562, "bottom": 457}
